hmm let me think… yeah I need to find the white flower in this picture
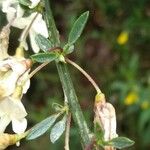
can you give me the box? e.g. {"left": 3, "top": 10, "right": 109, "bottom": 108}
{"left": 28, "top": 13, "right": 49, "bottom": 53}
{"left": 0, "top": 56, "right": 31, "bottom": 134}
{"left": 0, "top": 96, "right": 27, "bottom": 134}
{"left": 2, "top": 0, "right": 24, "bottom": 21}
{"left": 0, "top": 57, "right": 31, "bottom": 99}
{"left": 29, "top": 0, "right": 40, "bottom": 8}
{"left": 1, "top": 0, "right": 48, "bottom": 53}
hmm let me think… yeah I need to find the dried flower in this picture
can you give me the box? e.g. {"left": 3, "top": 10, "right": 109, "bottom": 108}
{"left": 94, "top": 93, "right": 118, "bottom": 150}
{"left": 0, "top": 25, "right": 10, "bottom": 60}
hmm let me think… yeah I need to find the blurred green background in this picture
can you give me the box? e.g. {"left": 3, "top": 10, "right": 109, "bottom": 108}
{"left": 0, "top": 0, "right": 150, "bottom": 149}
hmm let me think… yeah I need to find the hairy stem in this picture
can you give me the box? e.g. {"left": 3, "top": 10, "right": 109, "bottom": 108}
{"left": 44, "top": 0, "right": 92, "bottom": 147}
{"left": 65, "top": 113, "right": 71, "bottom": 150}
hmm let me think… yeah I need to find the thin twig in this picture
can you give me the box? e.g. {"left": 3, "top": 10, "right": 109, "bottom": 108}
{"left": 18, "top": 61, "right": 49, "bottom": 87}
{"left": 65, "top": 113, "right": 71, "bottom": 150}
{"left": 66, "top": 58, "right": 101, "bottom": 94}
{"left": 28, "top": 62, "right": 49, "bottom": 79}
{"left": 19, "top": 13, "right": 39, "bottom": 42}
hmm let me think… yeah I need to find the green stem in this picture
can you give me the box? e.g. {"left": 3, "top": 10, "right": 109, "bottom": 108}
{"left": 44, "top": 0, "right": 91, "bottom": 147}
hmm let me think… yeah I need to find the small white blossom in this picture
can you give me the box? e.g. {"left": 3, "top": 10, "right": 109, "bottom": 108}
{"left": 0, "top": 56, "right": 31, "bottom": 134}
{"left": 0, "top": 96, "right": 27, "bottom": 134}
{"left": 0, "top": 57, "right": 30, "bottom": 99}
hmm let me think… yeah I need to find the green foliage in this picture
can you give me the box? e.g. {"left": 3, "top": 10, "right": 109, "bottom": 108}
{"left": 1, "top": 0, "right": 149, "bottom": 149}
{"left": 26, "top": 114, "right": 60, "bottom": 140}
{"left": 31, "top": 52, "right": 58, "bottom": 63}
{"left": 63, "top": 44, "right": 74, "bottom": 55}
{"left": 109, "top": 137, "right": 135, "bottom": 149}
{"left": 50, "top": 115, "right": 67, "bottom": 143}
{"left": 94, "top": 123, "right": 104, "bottom": 143}
{"left": 35, "top": 34, "right": 53, "bottom": 52}
{"left": 68, "top": 11, "right": 89, "bottom": 45}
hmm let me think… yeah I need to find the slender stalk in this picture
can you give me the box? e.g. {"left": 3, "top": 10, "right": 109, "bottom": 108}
{"left": 28, "top": 62, "right": 49, "bottom": 79}
{"left": 66, "top": 58, "right": 101, "bottom": 94}
{"left": 19, "top": 13, "right": 39, "bottom": 42}
{"left": 44, "top": 0, "right": 92, "bottom": 148}
{"left": 65, "top": 113, "right": 71, "bottom": 150}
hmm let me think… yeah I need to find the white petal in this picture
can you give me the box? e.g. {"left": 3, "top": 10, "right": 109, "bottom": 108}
{"left": 2, "top": 0, "right": 18, "bottom": 22}
{"left": 12, "top": 118, "right": 27, "bottom": 133}
{"left": 16, "top": 5, "right": 24, "bottom": 18}
{"left": 0, "top": 72, "right": 18, "bottom": 98}
{"left": 6, "top": 7, "right": 16, "bottom": 22}
{"left": 10, "top": 98, "right": 27, "bottom": 119}
{"left": 29, "top": 30, "right": 40, "bottom": 53}
{"left": 32, "top": 14, "right": 48, "bottom": 37}
{"left": 0, "top": 115, "right": 11, "bottom": 133}
{"left": 18, "top": 71, "right": 30, "bottom": 94}
{"left": 11, "top": 17, "right": 28, "bottom": 29}
{"left": 23, "top": 79, "right": 30, "bottom": 94}
{"left": 8, "top": 57, "right": 27, "bottom": 75}
{"left": 0, "top": 97, "right": 27, "bottom": 119}
{"left": 29, "top": 0, "right": 40, "bottom": 8}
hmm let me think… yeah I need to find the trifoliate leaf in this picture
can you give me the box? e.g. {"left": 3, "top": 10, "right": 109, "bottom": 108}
{"left": 109, "top": 137, "right": 135, "bottom": 149}
{"left": 50, "top": 115, "right": 67, "bottom": 143}
{"left": 31, "top": 52, "right": 58, "bottom": 63}
{"left": 35, "top": 34, "right": 52, "bottom": 52}
{"left": 68, "top": 11, "right": 89, "bottom": 45}
{"left": 26, "top": 114, "right": 60, "bottom": 140}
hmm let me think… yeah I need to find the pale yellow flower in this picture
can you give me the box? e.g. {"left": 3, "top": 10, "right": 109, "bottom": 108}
{"left": 124, "top": 92, "right": 138, "bottom": 105}
{"left": 141, "top": 101, "right": 149, "bottom": 109}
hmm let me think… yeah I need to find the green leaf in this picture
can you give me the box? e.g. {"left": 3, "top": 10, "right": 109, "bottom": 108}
{"left": 19, "top": 0, "right": 31, "bottom": 6}
{"left": 94, "top": 122, "right": 104, "bottom": 141}
{"left": 31, "top": 52, "right": 58, "bottom": 63}
{"left": 50, "top": 115, "right": 67, "bottom": 143}
{"left": 35, "top": 34, "right": 52, "bottom": 52}
{"left": 109, "top": 137, "right": 135, "bottom": 149}
{"left": 26, "top": 114, "right": 60, "bottom": 140}
{"left": 63, "top": 44, "right": 74, "bottom": 55}
{"left": 68, "top": 11, "right": 89, "bottom": 45}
